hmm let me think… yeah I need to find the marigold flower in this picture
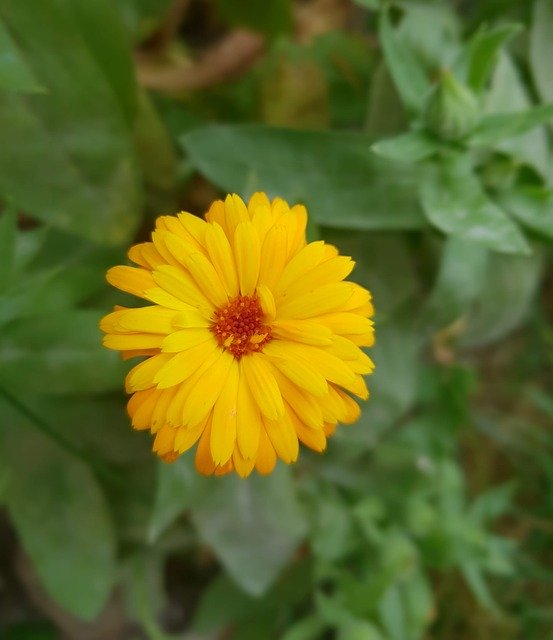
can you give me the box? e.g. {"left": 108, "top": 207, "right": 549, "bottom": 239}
{"left": 100, "top": 193, "right": 374, "bottom": 477}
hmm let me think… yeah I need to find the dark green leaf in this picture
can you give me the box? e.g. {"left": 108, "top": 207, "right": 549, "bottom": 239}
{"left": 530, "top": 0, "right": 553, "bottom": 103}
{"left": 379, "top": 9, "right": 430, "bottom": 113}
{"left": 0, "top": 206, "right": 16, "bottom": 292}
{"left": 0, "top": 310, "right": 127, "bottom": 395}
{"left": 0, "top": 1, "right": 142, "bottom": 244}
{"left": 215, "top": 0, "right": 292, "bottom": 37}
{"left": 454, "top": 23, "right": 522, "bottom": 93}
{"left": 419, "top": 156, "right": 530, "bottom": 254}
{"left": 0, "top": 20, "right": 44, "bottom": 92}
{"left": 182, "top": 124, "right": 424, "bottom": 231}
{"left": 191, "top": 465, "right": 307, "bottom": 596}
{"left": 496, "top": 184, "right": 553, "bottom": 240}
{"left": 469, "top": 104, "right": 553, "bottom": 147}
{"left": 0, "top": 411, "right": 116, "bottom": 620}
{"left": 371, "top": 131, "right": 441, "bottom": 163}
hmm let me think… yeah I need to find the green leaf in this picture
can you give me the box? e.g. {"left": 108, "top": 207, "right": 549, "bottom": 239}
{"left": 214, "top": 0, "right": 292, "bottom": 37}
{"left": 419, "top": 156, "right": 530, "bottom": 255}
{"left": 337, "top": 619, "right": 386, "bottom": 640}
{"left": 378, "top": 9, "right": 430, "bottom": 113}
{"left": 454, "top": 23, "right": 522, "bottom": 93}
{"left": 182, "top": 124, "right": 424, "bottom": 231}
{"left": 469, "top": 104, "right": 553, "bottom": 147}
{"left": 191, "top": 465, "right": 307, "bottom": 596}
{"left": 281, "top": 615, "right": 328, "bottom": 640}
{"left": 530, "top": 0, "right": 553, "bottom": 103}
{"left": 0, "top": 19, "right": 44, "bottom": 92}
{"left": 496, "top": 184, "right": 553, "bottom": 240}
{"left": 0, "top": 410, "right": 116, "bottom": 620}
{"left": 460, "top": 249, "right": 544, "bottom": 347}
{"left": 0, "top": 310, "right": 127, "bottom": 395}
{"left": 0, "top": 206, "right": 16, "bottom": 292}
{"left": 0, "top": 1, "right": 142, "bottom": 244}
{"left": 372, "top": 130, "right": 441, "bottom": 163}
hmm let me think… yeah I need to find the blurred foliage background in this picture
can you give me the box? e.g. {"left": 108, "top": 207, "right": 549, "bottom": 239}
{"left": 0, "top": 0, "right": 552, "bottom": 638}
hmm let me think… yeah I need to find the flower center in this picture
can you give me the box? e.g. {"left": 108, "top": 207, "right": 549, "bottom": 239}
{"left": 211, "top": 294, "right": 272, "bottom": 358}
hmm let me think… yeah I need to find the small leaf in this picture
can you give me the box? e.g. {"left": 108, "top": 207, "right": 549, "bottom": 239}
{"left": 419, "top": 155, "right": 530, "bottom": 255}
{"left": 0, "top": 19, "right": 45, "bottom": 92}
{"left": 372, "top": 130, "right": 441, "bottom": 163}
{"left": 182, "top": 124, "right": 424, "bottom": 231}
{"left": 469, "top": 104, "right": 553, "bottom": 146}
{"left": 378, "top": 9, "right": 430, "bottom": 113}
{"left": 454, "top": 23, "right": 522, "bottom": 93}
{"left": 0, "top": 409, "right": 117, "bottom": 620}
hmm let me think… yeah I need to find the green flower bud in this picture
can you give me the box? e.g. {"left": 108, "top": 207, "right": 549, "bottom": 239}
{"left": 423, "top": 69, "right": 480, "bottom": 141}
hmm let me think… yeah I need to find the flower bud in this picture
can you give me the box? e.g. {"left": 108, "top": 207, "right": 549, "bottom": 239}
{"left": 423, "top": 70, "right": 480, "bottom": 141}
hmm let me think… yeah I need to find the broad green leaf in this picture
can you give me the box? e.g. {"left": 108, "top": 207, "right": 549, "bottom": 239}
{"left": 530, "top": 0, "right": 553, "bottom": 103}
{"left": 0, "top": 1, "right": 142, "bottom": 244}
{"left": 337, "top": 620, "right": 386, "bottom": 640}
{"left": 425, "top": 236, "right": 489, "bottom": 327}
{"left": 419, "top": 156, "right": 530, "bottom": 255}
{"left": 182, "top": 125, "right": 424, "bottom": 231}
{"left": 365, "top": 62, "right": 408, "bottom": 138}
{"left": 460, "top": 249, "right": 544, "bottom": 347}
{"left": 469, "top": 104, "right": 553, "bottom": 147}
{"left": 0, "top": 20, "right": 44, "bottom": 92}
{"left": 215, "top": 0, "right": 292, "bottom": 37}
{"left": 454, "top": 23, "right": 522, "bottom": 93}
{"left": 486, "top": 53, "right": 549, "bottom": 177}
{"left": 115, "top": 0, "right": 173, "bottom": 42}
{"left": 496, "top": 184, "right": 553, "bottom": 240}
{"left": 191, "top": 465, "right": 307, "bottom": 596}
{"left": 0, "top": 310, "right": 127, "bottom": 395}
{"left": 0, "top": 207, "right": 16, "bottom": 292}
{"left": 378, "top": 9, "right": 430, "bottom": 113}
{"left": 0, "top": 411, "right": 116, "bottom": 620}
{"left": 371, "top": 130, "right": 441, "bottom": 163}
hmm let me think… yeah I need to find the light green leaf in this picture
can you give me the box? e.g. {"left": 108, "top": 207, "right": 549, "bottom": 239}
{"left": 0, "top": 1, "right": 142, "bottom": 244}
{"left": 0, "top": 412, "right": 117, "bottom": 620}
{"left": 379, "top": 9, "right": 430, "bottom": 113}
{"left": 0, "top": 310, "right": 127, "bottom": 395}
{"left": 419, "top": 156, "right": 530, "bottom": 255}
{"left": 281, "top": 615, "right": 328, "bottom": 640}
{"left": 372, "top": 130, "right": 441, "bottom": 163}
{"left": 460, "top": 249, "right": 544, "bottom": 347}
{"left": 191, "top": 465, "right": 307, "bottom": 596}
{"left": 462, "top": 562, "right": 498, "bottom": 612}
{"left": 182, "top": 124, "right": 424, "bottom": 231}
{"left": 530, "top": 0, "right": 553, "bottom": 103}
{"left": 0, "top": 19, "right": 44, "bottom": 92}
{"left": 469, "top": 104, "right": 553, "bottom": 147}
{"left": 337, "top": 619, "right": 386, "bottom": 640}
{"left": 454, "top": 23, "right": 522, "bottom": 93}
{"left": 496, "top": 184, "right": 553, "bottom": 240}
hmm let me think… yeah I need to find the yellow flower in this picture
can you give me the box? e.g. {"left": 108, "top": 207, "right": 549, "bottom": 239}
{"left": 100, "top": 193, "right": 374, "bottom": 477}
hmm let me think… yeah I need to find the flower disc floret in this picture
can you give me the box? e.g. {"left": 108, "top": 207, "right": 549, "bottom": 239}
{"left": 100, "top": 192, "right": 375, "bottom": 477}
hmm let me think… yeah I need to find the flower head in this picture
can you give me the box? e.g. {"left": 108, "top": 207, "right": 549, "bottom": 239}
{"left": 101, "top": 193, "right": 374, "bottom": 477}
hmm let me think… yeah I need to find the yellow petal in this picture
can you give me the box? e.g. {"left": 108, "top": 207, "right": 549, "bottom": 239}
{"left": 101, "top": 306, "right": 176, "bottom": 335}
{"left": 153, "top": 265, "right": 213, "bottom": 315}
{"left": 277, "top": 283, "right": 354, "bottom": 320}
{"left": 131, "top": 388, "right": 161, "bottom": 430}
{"left": 176, "top": 212, "right": 207, "bottom": 248}
{"left": 161, "top": 328, "right": 212, "bottom": 353}
{"left": 224, "top": 194, "right": 249, "bottom": 238}
{"left": 279, "top": 257, "right": 354, "bottom": 303}
{"left": 205, "top": 222, "right": 239, "bottom": 297}
{"left": 241, "top": 354, "right": 285, "bottom": 420}
{"left": 271, "top": 368, "right": 324, "bottom": 430}
{"left": 234, "top": 221, "right": 260, "bottom": 296}
{"left": 153, "top": 424, "right": 176, "bottom": 456}
{"left": 256, "top": 284, "right": 276, "bottom": 321}
{"left": 255, "top": 428, "right": 277, "bottom": 475}
{"left": 263, "top": 341, "right": 328, "bottom": 397}
{"left": 334, "top": 387, "right": 362, "bottom": 423}
{"left": 154, "top": 339, "right": 217, "bottom": 388}
{"left": 258, "top": 224, "right": 287, "bottom": 289}
{"left": 232, "top": 446, "right": 256, "bottom": 478}
{"left": 175, "top": 419, "right": 207, "bottom": 453}
{"left": 236, "top": 360, "right": 261, "bottom": 459}
{"left": 288, "top": 406, "right": 326, "bottom": 452}
{"left": 317, "top": 312, "right": 374, "bottom": 336}
{"left": 184, "top": 251, "right": 229, "bottom": 307}
{"left": 126, "top": 353, "right": 174, "bottom": 392}
{"left": 272, "top": 320, "right": 332, "bottom": 346}
{"left": 103, "top": 333, "right": 165, "bottom": 351}
{"left": 151, "top": 386, "right": 179, "bottom": 432}
{"left": 210, "top": 358, "right": 239, "bottom": 464}
{"left": 274, "top": 240, "right": 326, "bottom": 296}
{"left": 195, "top": 418, "right": 216, "bottom": 475}
{"left": 287, "top": 204, "right": 308, "bottom": 257}
{"left": 106, "top": 266, "right": 155, "bottom": 299}
{"left": 143, "top": 287, "right": 198, "bottom": 311}
{"left": 263, "top": 412, "right": 299, "bottom": 463}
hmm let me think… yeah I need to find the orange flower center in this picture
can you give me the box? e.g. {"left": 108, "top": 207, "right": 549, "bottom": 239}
{"left": 211, "top": 295, "right": 272, "bottom": 358}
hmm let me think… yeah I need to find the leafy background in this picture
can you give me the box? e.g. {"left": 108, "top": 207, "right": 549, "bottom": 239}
{"left": 0, "top": 0, "right": 552, "bottom": 638}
